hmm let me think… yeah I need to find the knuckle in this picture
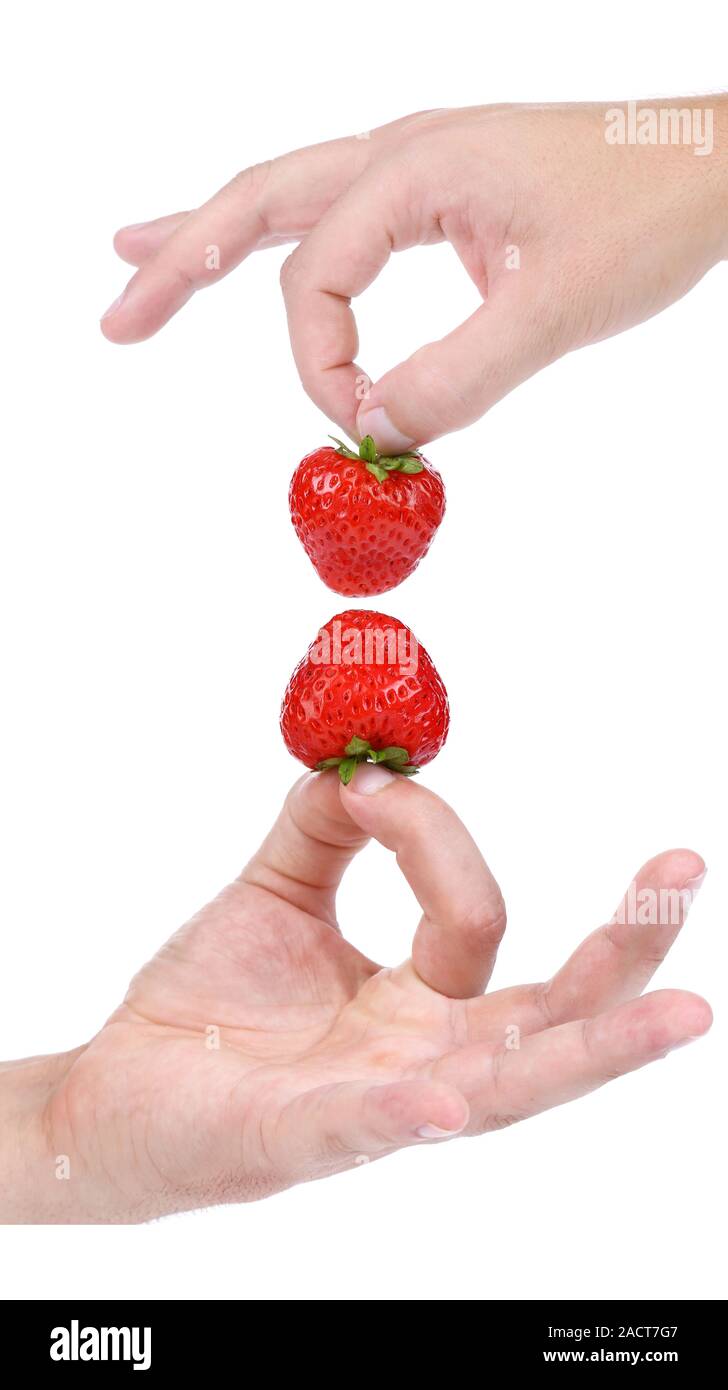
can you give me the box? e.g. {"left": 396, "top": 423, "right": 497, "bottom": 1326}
{"left": 231, "top": 158, "right": 274, "bottom": 201}
{"left": 474, "top": 1046, "right": 530, "bottom": 1133}
{"left": 169, "top": 262, "right": 195, "bottom": 294}
{"left": 460, "top": 896, "right": 507, "bottom": 954}
{"left": 580, "top": 1016, "right": 593, "bottom": 1059}
{"left": 227, "top": 159, "right": 275, "bottom": 233}
{"left": 534, "top": 979, "right": 557, "bottom": 1028}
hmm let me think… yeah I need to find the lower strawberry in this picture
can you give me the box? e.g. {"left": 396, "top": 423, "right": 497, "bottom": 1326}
{"left": 280, "top": 610, "right": 450, "bottom": 783}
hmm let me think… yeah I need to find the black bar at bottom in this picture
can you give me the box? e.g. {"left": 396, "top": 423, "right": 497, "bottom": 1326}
{"left": 0, "top": 1298, "right": 722, "bottom": 1374}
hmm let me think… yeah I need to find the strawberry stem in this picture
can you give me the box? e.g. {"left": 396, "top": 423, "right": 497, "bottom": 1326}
{"left": 329, "top": 435, "right": 424, "bottom": 484}
{"left": 316, "top": 737, "right": 420, "bottom": 785}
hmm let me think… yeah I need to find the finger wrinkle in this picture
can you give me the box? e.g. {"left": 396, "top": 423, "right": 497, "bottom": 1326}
{"left": 534, "top": 979, "right": 557, "bottom": 1029}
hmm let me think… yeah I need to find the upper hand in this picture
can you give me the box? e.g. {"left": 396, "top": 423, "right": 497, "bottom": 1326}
{"left": 101, "top": 101, "right": 728, "bottom": 450}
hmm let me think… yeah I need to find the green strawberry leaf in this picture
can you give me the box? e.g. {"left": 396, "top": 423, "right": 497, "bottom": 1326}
{"left": 373, "top": 746, "right": 410, "bottom": 765}
{"left": 328, "top": 435, "right": 360, "bottom": 460}
{"left": 359, "top": 435, "right": 378, "bottom": 464}
{"left": 397, "top": 458, "right": 425, "bottom": 474}
{"left": 325, "top": 436, "right": 425, "bottom": 483}
{"left": 316, "top": 738, "right": 418, "bottom": 783}
{"left": 345, "top": 735, "right": 371, "bottom": 756}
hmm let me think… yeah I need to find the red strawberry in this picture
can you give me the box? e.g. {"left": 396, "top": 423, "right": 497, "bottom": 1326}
{"left": 289, "top": 435, "right": 445, "bottom": 597}
{"left": 280, "top": 609, "right": 449, "bottom": 783}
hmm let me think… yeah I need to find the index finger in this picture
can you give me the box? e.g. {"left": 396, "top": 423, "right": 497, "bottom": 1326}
{"left": 280, "top": 159, "right": 440, "bottom": 439}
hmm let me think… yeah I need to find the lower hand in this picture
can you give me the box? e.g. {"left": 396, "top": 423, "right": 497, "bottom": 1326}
{"left": 1, "top": 767, "right": 710, "bottom": 1222}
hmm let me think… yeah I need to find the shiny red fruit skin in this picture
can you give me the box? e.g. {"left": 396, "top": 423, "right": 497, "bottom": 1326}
{"left": 289, "top": 447, "right": 445, "bottom": 597}
{"left": 280, "top": 609, "right": 450, "bottom": 770}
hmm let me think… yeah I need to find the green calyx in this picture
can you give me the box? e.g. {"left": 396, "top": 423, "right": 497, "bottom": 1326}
{"left": 316, "top": 736, "right": 420, "bottom": 785}
{"left": 329, "top": 434, "right": 424, "bottom": 485}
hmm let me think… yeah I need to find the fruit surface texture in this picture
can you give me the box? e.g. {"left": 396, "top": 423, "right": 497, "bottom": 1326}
{"left": 280, "top": 608, "right": 450, "bottom": 774}
{"left": 289, "top": 438, "right": 445, "bottom": 597}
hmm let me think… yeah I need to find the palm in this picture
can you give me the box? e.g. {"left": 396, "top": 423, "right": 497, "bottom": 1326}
{"left": 50, "top": 771, "right": 709, "bottom": 1221}
{"left": 61, "top": 887, "right": 474, "bottom": 1215}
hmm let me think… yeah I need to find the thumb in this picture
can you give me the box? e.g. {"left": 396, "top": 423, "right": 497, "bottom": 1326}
{"left": 357, "top": 280, "right": 557, "bottom": 449}
{"left": 277, "top": 1078, "right": 469, "bottom": 1177}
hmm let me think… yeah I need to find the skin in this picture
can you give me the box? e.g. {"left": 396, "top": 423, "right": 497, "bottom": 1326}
{"left": 101, "top": 98, "right": 728, "bottom": 450}
{"left": 6, "top": 99, "right": 715, "bottom": 1221}
{"left": 0, "top": 765, "right": 710, "bottom": 1222}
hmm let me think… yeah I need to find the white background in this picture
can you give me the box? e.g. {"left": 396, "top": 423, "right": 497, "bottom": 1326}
{"left": 1, "top": 0, "right": 726, "bottom": 1301}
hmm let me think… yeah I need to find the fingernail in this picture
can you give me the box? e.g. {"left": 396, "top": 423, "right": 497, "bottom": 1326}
{"left": 349, "top": 763, "right": 395, "bottom": 795}
{"left": 100, "top": 288, "right": 127, "bottom": 321}
{"left": 356, "top": 405, "right": 415, "bottom": 455}
{"left": 119, "top": 220, "right": 151, "bottom": 233}
{"left": 415, "top": 1123, "right": 463, "bottom": 1140}
{"left": 683, "top": 867, "right": 707, "bottom": 897}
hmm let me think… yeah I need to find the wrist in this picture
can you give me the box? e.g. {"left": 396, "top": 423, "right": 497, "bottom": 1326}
{"left": 0, "top": 1047, "right": 88, "bottom": 1223}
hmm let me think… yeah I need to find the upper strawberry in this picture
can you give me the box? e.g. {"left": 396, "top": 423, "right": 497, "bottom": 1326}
{"left": 289, "top": 436, "right": 445, "bottom": 597}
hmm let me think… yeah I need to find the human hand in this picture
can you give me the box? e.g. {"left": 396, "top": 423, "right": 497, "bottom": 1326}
{"left": 102, "top": 99, "right": 728, "bottom": 450}
{"left": 2, "top": 768, "right": 710, "bottom": 1222}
